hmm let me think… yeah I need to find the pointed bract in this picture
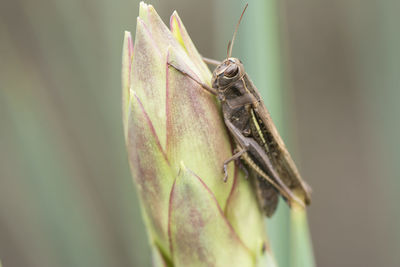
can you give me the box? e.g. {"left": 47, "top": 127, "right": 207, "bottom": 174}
{"left": 127, "top": 91, "right": 173, "bottom": 253}
{"left": 166, "top": 47, "right": 234, "bottom": 208}
{"left": 170, "top": 12, "right": 211, "bottom": 82}
{"left": 122, "top": 31, "right": 133, "bottom": 139}
{"left": 168, "top": 164, "right": 253, "bottom": 267}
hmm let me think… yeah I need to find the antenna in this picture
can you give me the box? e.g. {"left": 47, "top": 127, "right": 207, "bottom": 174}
{"left": 227, "top": 3, "right": 248, "bottom": 58}
{"left": 226, "top": 40, "right": 232, "bottom": 59}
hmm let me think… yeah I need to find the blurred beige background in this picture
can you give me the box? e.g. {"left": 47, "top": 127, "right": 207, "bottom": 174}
{"left": 1, "top": 0, "right": 399, "bottom": 266}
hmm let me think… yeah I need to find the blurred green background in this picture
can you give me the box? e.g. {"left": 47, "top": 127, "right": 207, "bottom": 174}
{"left": 1, "top": 0, "right": 399, "bottom": 266}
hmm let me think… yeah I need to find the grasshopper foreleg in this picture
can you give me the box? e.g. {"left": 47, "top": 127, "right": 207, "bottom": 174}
{"left": 167, "top": 61, "right": 217, "bottom": 95}
{"left": 202, "top": 57, "right": 222, "bottom": 66}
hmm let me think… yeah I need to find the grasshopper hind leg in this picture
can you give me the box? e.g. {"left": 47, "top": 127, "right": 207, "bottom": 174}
{"left": 222, "top": 146, "right": 280, "bottom": 216}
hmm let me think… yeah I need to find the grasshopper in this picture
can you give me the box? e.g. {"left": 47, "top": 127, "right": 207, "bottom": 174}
{"left": 168, "top": 4, "right": 311, "bottom": 216}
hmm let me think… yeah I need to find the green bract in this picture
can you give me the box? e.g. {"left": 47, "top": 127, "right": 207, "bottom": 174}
{"left": 122, "top": 2, "right": 276, "bottom": 266}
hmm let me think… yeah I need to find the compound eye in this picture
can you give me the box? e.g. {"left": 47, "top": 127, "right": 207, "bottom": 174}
{"left": 224, "top": 64, "right": 239, "bottom": 78}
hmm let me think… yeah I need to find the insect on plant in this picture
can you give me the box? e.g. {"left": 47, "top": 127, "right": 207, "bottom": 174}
{"left": 168, "top": 4, "right": 311, "bottom": 217}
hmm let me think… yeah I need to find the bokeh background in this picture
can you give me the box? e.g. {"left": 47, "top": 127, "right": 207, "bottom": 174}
{"left": 1, "top": 0, "right": 399, "bottom": 266}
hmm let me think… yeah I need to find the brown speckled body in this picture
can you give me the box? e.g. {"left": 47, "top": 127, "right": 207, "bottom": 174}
{"left": 211, "top": 58, "right": 311, "bottom": 217}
